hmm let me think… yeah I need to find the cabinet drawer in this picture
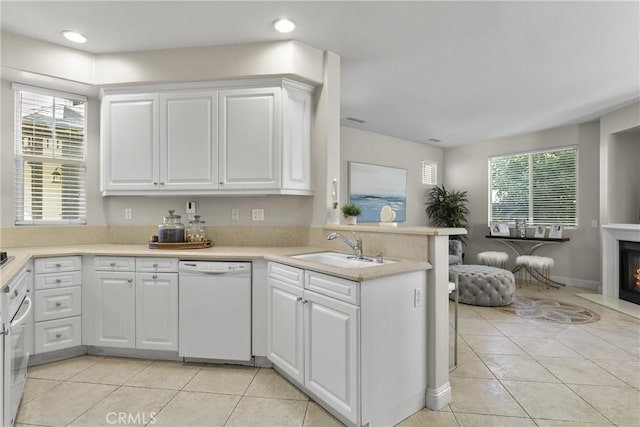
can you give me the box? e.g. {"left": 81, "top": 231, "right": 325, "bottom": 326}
{"left": 268, "top": 262, "right": 304, "bottom": 288}
{"left": 305, "top": 271, "right": 360, "bottom": 305}
{"left": 34, "top": 316, "right": 81, "bottom": 354}
{"left": 94, "top": 256, "right": 135, "bottom": 271}
{"left": 35, "top": 271, "right": 82, "bottom": 291}
{"left": 136, "top": 257, "right": 178, "bottom": 272}
{"left": 35, "top": 286, "right": 81, "bottom": 322}
{"left": 34, "top": 256, "right": 81, "bottom": 274}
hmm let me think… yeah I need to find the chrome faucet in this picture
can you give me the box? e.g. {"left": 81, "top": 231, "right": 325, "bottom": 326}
{"left": 327, "top": 232, "right": 364, "bottom": 259}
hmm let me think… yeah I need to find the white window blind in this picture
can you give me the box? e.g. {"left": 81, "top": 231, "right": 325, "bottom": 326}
{"left": 14, "top": 84, "right": 87, "bottom": 225}
{"left": 489, "top": 146, "right": 578, "bottom": 227}
{"left": 421, "top": 160, "right": 438, "bottom": 185}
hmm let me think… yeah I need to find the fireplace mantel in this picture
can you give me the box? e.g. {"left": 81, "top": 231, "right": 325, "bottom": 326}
{"left": 602, "top": 224, "right": 640, "bottom": 298}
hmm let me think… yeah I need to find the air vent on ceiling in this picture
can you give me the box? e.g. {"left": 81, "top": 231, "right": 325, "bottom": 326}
{"left": 345, "top": 117, "right": 366, "bottom": 124}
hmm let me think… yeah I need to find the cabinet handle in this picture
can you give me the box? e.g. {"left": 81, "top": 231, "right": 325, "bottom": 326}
{"left": 219, "top": 181, "right": 224, "bottom": 185}
{"left": 56, "top": 279, "right": 62, "bottom": 283}
{"left": 152, "top": 263, "right": 158, "bottom": 268}
{"left": 296, "top": 297, "right": 303, "bottom": 302}
{"left": 152, "top": 274, "right": 157, "bottom": 279}
{"left": 160, "top": 182, "right": 165, "bottom": 185}
{"left": 27, "top": 269, "right": 32, "bottom": 273}
{"left": 110, "top": 262, "right": 116, "bottom": 267}
{"left": 55, "top": 263, "right": 62, "bottom": 268}
{"left": 55, "top": 333, "right": 62, "bottom": 339}
{"left": 127, "top": 279, "right": 133, "bottom": 284}
{"left": 55, "top": 302, "right": 62, "bottom": 307}
{"left": 153, "top": 182, "right": 158, "bottom": 185}
{"left": 302, "top": 299, "right": 309, "bottom": 304}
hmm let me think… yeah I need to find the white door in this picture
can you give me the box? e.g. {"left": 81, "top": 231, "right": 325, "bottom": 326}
{"left": 282, "top": 85, "right": 312, "bottom": 191}
{"left": 135, "top": 272, "right": 178, "bottom": 351}
{"left": 160, "top": 91, "right": 219, "bottom": 191}
{"left": 218, "top": 88, "right": 281, "bottom": 190}
{"left": 101, "top": 94, "right": 159, "bottom": 192}
{"left": 93, "top": 271, "right": 136, "bottom": 348}
{"left": 267, "top": 277, "right": 304, "bottom": 384}
{"left": 304, "top": 290, "right": 360, "bottom": 425}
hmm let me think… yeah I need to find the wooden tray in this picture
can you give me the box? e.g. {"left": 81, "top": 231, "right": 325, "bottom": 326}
{"left": 148, "top": 240, "right": 212, "bottom": 249}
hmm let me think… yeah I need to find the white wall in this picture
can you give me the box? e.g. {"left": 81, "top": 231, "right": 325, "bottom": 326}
{"left": 608, "top": 131, "right": 640, "bottom": 224}
{"left": 599, "top": 101, "right": 640, "bottom": 225}
{"left": 444, "top": 122, "right": 601, "bottom": 286}
{"left": 340, "top": 126, "right": 444, "bottom": 226}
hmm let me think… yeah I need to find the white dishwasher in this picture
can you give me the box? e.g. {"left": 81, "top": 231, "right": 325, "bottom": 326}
{"left": 179, "top": 261, "right": 251, "bottom": 361}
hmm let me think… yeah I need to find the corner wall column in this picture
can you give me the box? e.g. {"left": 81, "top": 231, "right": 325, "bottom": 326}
{"left": 426, "top": 234, "right": 451, "bottom": 410}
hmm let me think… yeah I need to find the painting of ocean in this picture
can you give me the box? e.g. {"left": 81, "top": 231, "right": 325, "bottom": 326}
{"left": 348, "top": 162, "right": 407, "bottom": 222}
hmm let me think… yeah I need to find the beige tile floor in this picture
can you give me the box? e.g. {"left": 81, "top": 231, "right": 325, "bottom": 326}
{"left": 16, "top": 284, "right": 640, "bottom": 426}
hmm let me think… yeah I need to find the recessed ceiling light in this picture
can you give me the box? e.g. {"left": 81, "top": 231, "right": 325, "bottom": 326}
{"left": 273, "top": 18, "right": 295, "bottom": 33}
{"left": 62, "top": 30, "right": 87, "bottom": 44}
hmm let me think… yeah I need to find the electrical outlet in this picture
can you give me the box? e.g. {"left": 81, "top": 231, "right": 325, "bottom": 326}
{"left": 231, "top": 208, "right": 240, "bottom": 221}
{"left": 186, "top": 201, "right": 196, "bottom": 220}
{"left": 414, "top": 288, "right": 422, "bottom": 307}
{"left": 124, "top": 208, "right": 132, "bottom": 220}
{"left": 252, "top": 209, "right": 264, "bottom": 221}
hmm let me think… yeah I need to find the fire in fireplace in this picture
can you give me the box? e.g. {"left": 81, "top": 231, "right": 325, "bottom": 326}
{"left": 619, "top": 240, "right": 640, "bottom": 304}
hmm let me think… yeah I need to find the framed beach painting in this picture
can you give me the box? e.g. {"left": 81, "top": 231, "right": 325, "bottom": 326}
{"left": 348, "top": 162, "right": 407, "bottom": 222}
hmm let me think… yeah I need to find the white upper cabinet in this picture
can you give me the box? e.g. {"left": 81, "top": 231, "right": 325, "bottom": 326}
{"left": 100, "top": 79, "right": 313, "bottom": 196}
{"left": 101, "top": 94, "right": 159, "bottom": 192}
{"left": 160, "top": 91, "right": 219, "bottom": 191}
{"left": 219, "top": 87, "right": 281, "bottom": 190}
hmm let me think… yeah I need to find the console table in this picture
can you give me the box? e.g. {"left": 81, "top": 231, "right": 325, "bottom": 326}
{"left": 485, "top": 235, "right": 570, "bottom": 287}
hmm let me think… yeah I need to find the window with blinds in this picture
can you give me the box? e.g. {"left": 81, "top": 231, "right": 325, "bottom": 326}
{"left": 489, "top": 146, "right": 578, "bottom": 227}
{"left": 421, "top": 160, "right": 438, "bottom": 185}
{"left": 14, "top": 84, "right": 87, "bottom": 225}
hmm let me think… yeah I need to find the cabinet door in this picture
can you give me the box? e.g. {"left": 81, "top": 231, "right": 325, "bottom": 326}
{"left": 101, "top": 94, "right": 159, "bottom": 192}
{"left": 93, "top": 271, "right": 136, "bottom": 348}
{"left": 135, "top": 272, "right": 178, "bottom": 351}
{"left": 219, "top": 88, "right": 281, "bottom": 190}
{"left": 267, "top": 277, "right": 304, "bottom": 384}
{"left": 305, "top": 290, "right": 360, "bottom": 425}
{"left": 160, "top": 91, "right": 219, "bottom": 191}
{"left": 282, "top": 85, "right": 312, "bottom": 191}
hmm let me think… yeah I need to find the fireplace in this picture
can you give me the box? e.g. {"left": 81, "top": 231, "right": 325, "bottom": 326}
{"left": 619, "top": 240, "right": 640, "bottom": 305}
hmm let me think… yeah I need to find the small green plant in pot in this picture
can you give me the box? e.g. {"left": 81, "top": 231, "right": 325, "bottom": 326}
{"left": 425, "top": 185, "right": 470, "bottom": 244}
{"left": 341, "top": 203, "right": 362, "bottom": 225}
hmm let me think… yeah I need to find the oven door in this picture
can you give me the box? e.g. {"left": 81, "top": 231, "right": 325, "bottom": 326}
{"left": 5, "top": 295, "right": 32, "bottom": 426}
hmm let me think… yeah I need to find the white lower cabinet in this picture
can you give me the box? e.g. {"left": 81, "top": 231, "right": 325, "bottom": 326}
{"left": 267, "top": 263, "right": 360, "bottom": 425}
{"left": 93, "top": 271, "right": 136, "bottom": 348}
{"left": 267, "top": 262, "right": 427, "bottom": 427}
{"left": 135, "top": 272, "right": 178, "bottom": 351}
{"left": 87, "top": 257, "right": 177, "bottom": 351}
{"left": 33, "top": 257, "right": 82, "bottom": 355}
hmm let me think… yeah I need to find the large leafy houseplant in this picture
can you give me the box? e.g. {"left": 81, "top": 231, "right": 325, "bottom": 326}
{"left": 426, "top": 185, "right": 470, "bottom": 243}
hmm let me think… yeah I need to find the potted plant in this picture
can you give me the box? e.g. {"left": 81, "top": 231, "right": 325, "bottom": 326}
{"left": 341, "top": 203, "right": 362, "bottom": 225}
{"left": 425, "top": 185, "right": 470, "bottom": 243}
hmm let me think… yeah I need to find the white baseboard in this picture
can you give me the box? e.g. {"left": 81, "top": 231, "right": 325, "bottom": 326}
{"left": 426, "top": 382, "right": 451, "bottom": 411}
{"left": 550, "top": 275, "right": 599, "bottom": 290}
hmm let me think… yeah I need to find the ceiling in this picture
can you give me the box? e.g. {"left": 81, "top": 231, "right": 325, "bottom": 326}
{"left": 1, "top": 1, "right": 638, "bottom": 147}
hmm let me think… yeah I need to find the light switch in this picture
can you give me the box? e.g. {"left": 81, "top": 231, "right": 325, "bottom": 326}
{"left": 231, "top": 209, "right": 240, "bottom": 221}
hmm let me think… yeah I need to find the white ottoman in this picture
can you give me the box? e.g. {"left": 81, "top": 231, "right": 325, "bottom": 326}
{"left": 515, "top": 255, "right": 554, "bottom": 291}
{"left": 478, "top": 251, "right": 509, "bottom": 268}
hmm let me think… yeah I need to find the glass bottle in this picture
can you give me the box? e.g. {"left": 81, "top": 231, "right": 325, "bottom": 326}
{"left": 186, "top": 215, "right": 208, "bottom": 243}
{"left": 157, "top": 210, "right": 185, "bottom": 243}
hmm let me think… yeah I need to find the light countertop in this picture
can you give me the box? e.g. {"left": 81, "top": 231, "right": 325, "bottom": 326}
{"left": 1, "top": 244, "right": 431, "bottom": 287}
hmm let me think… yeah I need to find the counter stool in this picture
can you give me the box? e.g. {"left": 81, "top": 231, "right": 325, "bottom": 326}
{"left": 478, "top": 251, "right": 509, "bottom": 268}
{"left": 515, "top": 255, "right": 554, "bottom": 291}
{"left": 448, "top": 272, "right": 459, "bottom": 372}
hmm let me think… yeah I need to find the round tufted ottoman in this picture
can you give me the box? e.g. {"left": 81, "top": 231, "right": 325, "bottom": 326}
{"left": 449, "top": 265, "right": 515, "bottom": 306}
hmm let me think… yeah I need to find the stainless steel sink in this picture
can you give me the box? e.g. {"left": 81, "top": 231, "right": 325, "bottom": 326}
{"left": 291, "top": 252, "right": 395, "bottom": 268}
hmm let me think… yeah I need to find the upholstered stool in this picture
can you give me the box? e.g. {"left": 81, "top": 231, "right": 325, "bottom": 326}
{"left": 515, "top": 255, "right": 555, "bottom": 291}
{"left": 449, "top": 265, "right": 515, "bottom": 306}
{"left": 478, "top": 251, "right": 509, "bottom": 268}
